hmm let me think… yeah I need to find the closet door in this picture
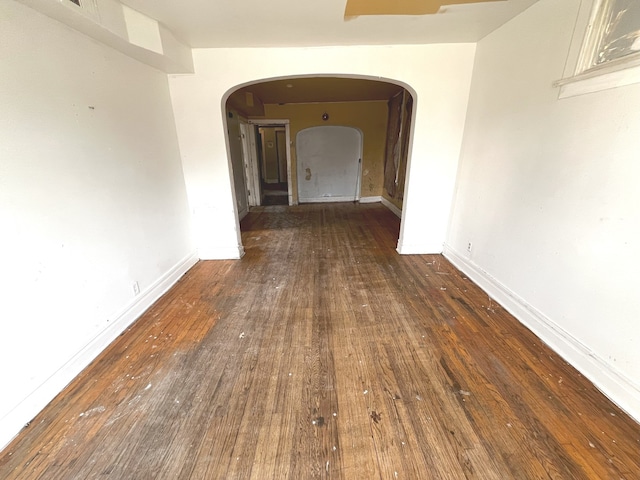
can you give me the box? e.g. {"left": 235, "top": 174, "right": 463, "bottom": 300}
{"left": 296, "top": 126, "right": 362, "bottom": 203}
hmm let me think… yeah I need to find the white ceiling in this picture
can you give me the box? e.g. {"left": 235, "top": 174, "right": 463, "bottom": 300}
{"left": 119, "top": 0, "right": 539, "bottom": 48}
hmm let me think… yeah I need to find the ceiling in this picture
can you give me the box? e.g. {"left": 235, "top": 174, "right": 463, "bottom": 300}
{"left": 227, "top": 78, "right": 406, "bottom": 117}
{"left": 119, "top": 0, "right": 539, "bottom": 48}
{"left": 236, "top": 78, "right": 405, "bottom": 105}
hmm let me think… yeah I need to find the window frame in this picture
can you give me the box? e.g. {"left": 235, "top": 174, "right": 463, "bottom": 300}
{"left": 578, "top": 0, "right": 640, "bottom": 72}
{"left": 555, "top": 0, "right": 640, "bottom": 98}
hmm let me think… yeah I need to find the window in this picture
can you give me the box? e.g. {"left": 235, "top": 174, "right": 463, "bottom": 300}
{"left": 556, "top": 0, "right": 640, "bottom": 97}
{"left": 579, "top": 0, "right": 640, "bottom": 72}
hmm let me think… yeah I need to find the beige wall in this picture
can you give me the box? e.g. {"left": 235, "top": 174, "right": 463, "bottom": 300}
{"left": 262, "top": 101, "right": 388, "bottom": 203}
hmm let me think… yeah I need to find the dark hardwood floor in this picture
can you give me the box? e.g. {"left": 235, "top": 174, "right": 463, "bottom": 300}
{"left": 1, "top": 203, "right": 638, "bottom": 479}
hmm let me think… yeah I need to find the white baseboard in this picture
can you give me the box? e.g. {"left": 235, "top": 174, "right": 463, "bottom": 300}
{"left": 299, "top": 196, "right": 358, "bottom": 203}
{"left": 198, "top": 245, "right": 245, "bottom": 260}
{"left": 238, "top": 207, "right": 248, "bottom": 221}
{"left": 358, "top": 196, "right": 382, "bottom": 204}
{"left": 443, "top": 244, "right": 640, "bottom": 424}
{"left": 381, "top": 197, "right": 402, "bottom": 219}
{"left": 0, "top": 251, "right": 199, "bottom": 450}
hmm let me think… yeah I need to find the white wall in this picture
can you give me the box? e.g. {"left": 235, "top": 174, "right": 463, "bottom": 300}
{"left": 15, "top": 0, "right": 194, "bottom": 74}
{"left": 446, "top": 0, "right": 640, "bottom": 421}
{"left": 0, "top": 1, "right": 196, "bottom": 448}
{"left": 168, "top": 44, "right": 476, "bottom": 258}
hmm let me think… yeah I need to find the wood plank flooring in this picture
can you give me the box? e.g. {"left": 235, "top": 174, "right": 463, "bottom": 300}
{"left": 1, "top": 203, "right": 638, "bottom": 479}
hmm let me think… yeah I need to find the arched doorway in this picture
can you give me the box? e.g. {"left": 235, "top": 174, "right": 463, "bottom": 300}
{"left": 222, "top": 75, "right": 416, "bottom": 248}
{"left": 224, "top": 76, "right": 414, "bottom": 210}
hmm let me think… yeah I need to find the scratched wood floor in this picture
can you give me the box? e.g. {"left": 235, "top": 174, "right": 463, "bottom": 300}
{"left": 1, "top": 203, "right": 638, "bottom": 479}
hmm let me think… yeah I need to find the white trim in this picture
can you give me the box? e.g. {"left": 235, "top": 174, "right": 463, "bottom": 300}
{"left": 443, "top": 244, "right": 640, "bottom": 424}
{"left": 571, "top": 0, "right": 613, "bottom": 75}
{"left": 554, "top": 0, "right": 640, "bottom": 98}
{"left": 285, "top": 126, "right": 294, "bottom": 205}
{"left": 556, "top": 61, "right": 640, "bottom": 98}
{"left": 381, "top": 197, "right": 402, "bottom": 218}
{"left": 238, "top": 206, "right": 249, "bottom": 221}
{"left": 239, "top": 122, "right": 261, "bottom": 207}
{"left": 248, "top": 119, "right": 290, "bottom": 125}
{"left": 0, "top": 251, "right": 199, "bottom": 450}
{"left": 299, "top": 196, "right": 357, "bottom": 204}
{"left": 359, "top": 196, "right": 382, "bottom": 204}
{"left": 198, "top": 245, "right": 245, "bottom": 260}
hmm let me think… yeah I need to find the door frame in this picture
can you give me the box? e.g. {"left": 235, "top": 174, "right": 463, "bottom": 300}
{"left": 248, "top": 119, "right": 294, "bottom": 206}
{"left": 239, "top": 121, "right": 261, "bottom": 207}
{"left": 275, "top": 128, "right": 288, "bottom": 184}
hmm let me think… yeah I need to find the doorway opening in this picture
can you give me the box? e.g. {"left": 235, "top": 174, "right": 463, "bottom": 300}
{"left": 247, "top": 119, "right": 293, "bottom": 207}
{"left": 257, "top": 126, "right": 288, "bottom": 205}
{"left": 223, "top": 75, "right": 416, "bottom": 249}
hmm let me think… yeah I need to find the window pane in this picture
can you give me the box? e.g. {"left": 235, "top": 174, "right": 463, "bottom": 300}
{"left": 596, "top": 0, "right": 640, "bottom": 65}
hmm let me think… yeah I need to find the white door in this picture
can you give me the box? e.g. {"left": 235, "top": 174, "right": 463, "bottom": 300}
{"left": 227, "top": 112, "right": 249, "bottom": 218}
{"left": 296, "top": 126, "right": 362, "bottom": 203}
{"left": 240, "top": 122, "right": 261, "bottom": 206}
